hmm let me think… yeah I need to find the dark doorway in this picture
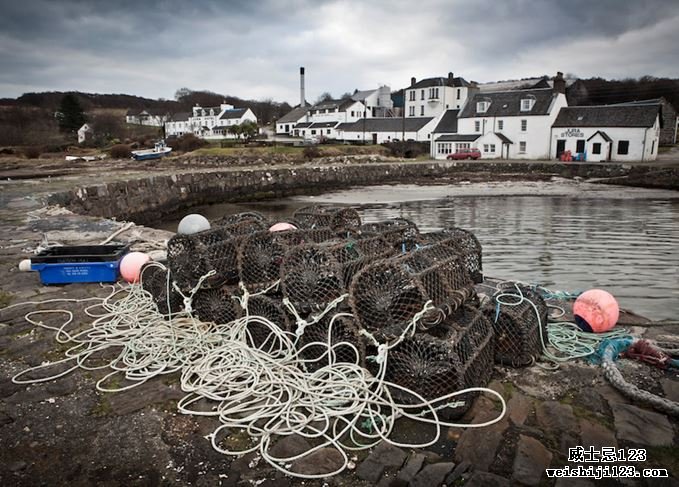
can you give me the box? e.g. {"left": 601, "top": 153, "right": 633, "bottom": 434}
{"left": 372, "top": 133, "right": 378, "bottom": 144}
{"left": 556, "top": 139, "right": 566, "bottom": 158}
{"left": 576, "top": 139, "right": 585, "bottom": 153}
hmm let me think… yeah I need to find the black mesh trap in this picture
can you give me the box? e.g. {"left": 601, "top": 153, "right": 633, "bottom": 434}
{"left": 139, "top": 263, "right": 183, "bottom": 316}
{"left": 280, "top": 243, "right": 345, "bottom": 314}
{"left": 192, "top": 286, "right": 242, "bottom": 325}
{"left": 242, "top": 295, "right": 292, "bottom": 349}
{"left": 420, "top": 227, "right": 483, "bottom": 283}
{"left": 212, "top": 211, "right": 268, "bottom": 228}
{"left": 293, "top": 205, "right": 361, "bottom": 230}
{"left": 297, "top": 315, "right": 365, "bottom": 372}
{"left": 486, "top": 282, "right": 549, "bottom": 367}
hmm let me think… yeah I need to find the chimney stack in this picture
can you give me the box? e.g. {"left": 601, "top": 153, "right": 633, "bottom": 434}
{"left": 411, "top": 77, "right": 416, "bottom": 87}
{"left": 448, "top": 72, "right": 454, "bottom": 83}
{"left": 300, "top": 67, "right": 306, "bottom": 107}
{"left": 553, "top": 71, "right": 566, "bottom": 94}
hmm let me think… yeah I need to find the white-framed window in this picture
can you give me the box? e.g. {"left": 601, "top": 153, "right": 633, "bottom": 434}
{"left": 351, "top": 111, "right": 354, "bottom": 117}
{"left": 497, "top": 120, "right": 504, "bottom": 131}
{"left": 520, "top": 99, "right": 534, "bottom": 111}
{"left": 456, "top": 142, "right": 470, "bottom": 151}
{"left": 519, "top": 141, "right": 527, "bottom": 153}
{"left": 421, "top": 90, "right": 425, "bottom": 100}
{"left": 483, "top": 144, "right": 489, "bottom": 153}
{"left": 456, "top": 89, "right": 461, "bottom": 100}
{"left": 521, "top": 119, "right": 527, "bottom": 131}
{"left": 327, "top": 129, "right": 331, "bottom": 134}
{"left": 429, "top": 87, "right": 439, "bottom": 99}
{"left": 475, "top": 120, "right": 481, "bottom": 132}
{"left": 490, "top": 144, "right": 495, "bottom": 152}
{"left": 409, "top": 91, "right": 415, "bottom": 101}
{"left": 420, "top": 105, "right": 424, "bottom": 116}
{"left": 477, "top": 101, "right": 489, "bottom": 113}
{"left": 409, "top": 106, "right": 415, "bottom": 116}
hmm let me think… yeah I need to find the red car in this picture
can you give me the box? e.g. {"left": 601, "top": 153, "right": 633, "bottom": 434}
{"left": 447, "top": 148, "right": 482, "bottom": 160}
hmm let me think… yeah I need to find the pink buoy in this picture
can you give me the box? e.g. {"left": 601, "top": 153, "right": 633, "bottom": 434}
{"left": 573, "top": 289, "right": 619, "bottom": 333}
{"left": 269, "top": 222, "right": 297, "bottom": 232}
{"left": 119, "top": 251, "right": 151, "bottom": 284}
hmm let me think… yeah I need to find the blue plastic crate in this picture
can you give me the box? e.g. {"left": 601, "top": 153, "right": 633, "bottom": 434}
{"left": 30, "top": 245, "right": 128, "bottom": 285}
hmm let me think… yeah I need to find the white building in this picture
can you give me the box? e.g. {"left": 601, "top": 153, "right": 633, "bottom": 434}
{"left": 550, "top": 105, "right": 661, "bottom": 162}
{"left": 275, "top": 106, "right": 308, "bottom": 135}
{"left": 164, "top": 104, "right": 257, "bottom": 139}
{"left": 351, "top": 86, "right": 394, "bottom": 118}
{"left": 405, "top": 72, "right": 476, "bottom": 119}
{"left": 455, "top": 87, "right": 568, "bottom": 159}
{"left": 336, "top": 117, "right": 436, "bottom": 144}
{"left": 125, "top": 108, "right": 170, "bottom": 126}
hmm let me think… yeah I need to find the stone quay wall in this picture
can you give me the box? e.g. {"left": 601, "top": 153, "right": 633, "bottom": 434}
{"left": 47, "top": 159, "right": 679, "bottom": 225}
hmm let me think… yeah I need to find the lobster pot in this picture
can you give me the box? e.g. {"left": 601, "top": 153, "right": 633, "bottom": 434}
{"left": 350, "top": 259, "right": 430, "bottom": 339}
{"left": 280, "top": 243, "right": 345, "bottom": 314}
{"left": 427, "top": 306, "right": 495, "bottom": 416}
{"left": 421, "top": 228, "right": 483, "bottom": 283}
{"left": 167, "top": 227, "right": 240, "bottom": 291}
{"left": 192, "top": 287, "right": 242, "bottom": 325}
{"left": 383, "top": 334, "right": 467, "bottom": 418}
{"left": 297, "top": 315, "right": 365, "bottom": 372}
{"left": 329, "top": 236, "right": 395, "bottom": 264}
{"left": 487, "top": 283, "right": 548, "bottom": 367}
{"left": 242, "top": 295, "right": 292, "bottom": 350}
{"left": 278, "top": 228, "right": 339, "bottom": 246}
{"left": 238, "top": 231, "right": 289, "bottom": 292}
{"left": 139, "top": 264, "right": 183, "bottom": 316}
{"left": 212, "top": 211, "right": 268, "bottom": 228}
{"left": 293, "top": 205, "right": 361, "bottom": 230}
{"left": 349, "top": 219, "right": 421, "bottom": 251}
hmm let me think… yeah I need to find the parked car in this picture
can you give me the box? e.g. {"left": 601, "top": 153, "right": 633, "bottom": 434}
{"left": 447, "top": 148, "right": 482, "bottom": 160}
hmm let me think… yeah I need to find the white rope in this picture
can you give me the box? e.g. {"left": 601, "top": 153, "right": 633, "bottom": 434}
{"left": 5, "top": 267, "right": 506, "bottom": 479}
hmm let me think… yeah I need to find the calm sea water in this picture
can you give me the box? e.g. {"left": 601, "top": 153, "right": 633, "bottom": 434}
{"left": 157, "top": 179, "right": 679, "bottom": 321}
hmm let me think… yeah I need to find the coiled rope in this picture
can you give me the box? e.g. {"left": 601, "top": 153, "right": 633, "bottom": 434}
{"left": 6, "top": 263, "right": 506, "bottom": 479}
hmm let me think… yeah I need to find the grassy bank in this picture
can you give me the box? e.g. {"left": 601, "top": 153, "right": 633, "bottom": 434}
{"left": 191, "top": 143, "right": 391, "bottom": 158}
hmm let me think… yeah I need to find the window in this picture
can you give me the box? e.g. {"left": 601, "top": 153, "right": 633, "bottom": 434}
{"left": 351, "top": 111, "right": 354, "bottom": 117}
{"left": 409, "top": 106, "right": 415, "bottom": 116}
{"left": 421, "top": 90, "right": 425, "bottom": 100}
{"left": 327, "top": 129, "right": 331, "bottom": 134}
{"left": 457, "top": 143, "right": 470, "bottom": 151}
{"left": 456, "top": 89, "right": 461, "bottom": 100}
{"left": 483, "top": 144, "right": 489, "bottom": 153}
{"left": 521, "top": 119, "right": 527, "bottom": 132}
{"left": 429, "top": 87, "right": 439, "bottom": 99}
{"left": 497, "top": 120, "right": 504, "bottom": 131}
{"left": 576, "top": 140, "right": 585, "bottom": 153}
{"left": 520, "top": 99, "right": 534, "bottom": 111}
{"left": 519, "top": 141, "right": 527, "bottom": 153}
{"left": 409, "top": 91, "right": 415, "bottom": 101}
{"left": 592, "top": 143, "right": 601, "bottom": 154}
{"left": 420, "top": 105, "right": 424, "bottom": 116}
{"left": 477, "top": 101, "right": 488, "bottom": 113}
{"left": 475, "top": 121, "right": 480, "bottom": 132}
{"left": 311, "top": 129, "right": 316, "bottom": 135}
{"left": 618, "top": 140, "right": 629, "bottom": 155}
{"left": 490, "top": 144, "right": 495, "bottom": 152}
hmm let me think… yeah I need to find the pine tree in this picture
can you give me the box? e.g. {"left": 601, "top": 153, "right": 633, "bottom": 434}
{"left": 57, "top": 94, "right": 87, "bottom": 133}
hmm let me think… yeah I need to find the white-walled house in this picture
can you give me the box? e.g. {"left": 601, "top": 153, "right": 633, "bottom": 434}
{"left": 307, "top": 98, "right": 366, "bottom": 124}
{"left": 336, "top": 117, "right": 436, "bottom": 144}
{"left": 405, "top": 72, "right": 476, "bottom": 119}
{"left": 125, "top": 108, "right": 170, "bottom": 126}
{"left": 550, "top": 105, "right": 661, "bottom": 162}
{"left": 275, "top": 106, "right": 307, "bottom": 135}
{"left": 293, "top": 121, "right": 341, "bottom": 139}
{"left": 456, "top": 88, "right": 568, "bottom": 159}
{"left": 351, "top": 86, "right": 394, "bottom": 118}
{"left": 164, "top": 104, "right": 257, "bottom": 139}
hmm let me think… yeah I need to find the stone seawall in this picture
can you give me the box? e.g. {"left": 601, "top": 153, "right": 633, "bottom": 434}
{"left": 47, "top": 160, "right": 679, "bottom": 225}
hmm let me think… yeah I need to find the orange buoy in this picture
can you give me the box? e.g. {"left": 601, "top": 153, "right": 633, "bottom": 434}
{"left": 573, "top": 289, "right": 619, "bottom": 333}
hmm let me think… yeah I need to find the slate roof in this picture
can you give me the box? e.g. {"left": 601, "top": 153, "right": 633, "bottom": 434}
{"left": 435, "top": 134, "right": 480, "bottom": 142}
{"left": 309, "top": 122, "right": 339, "bottom": 129}
{"left": 220, "top": 108, "right": 248, "bottom": 120}
{"left": 432, "top": 110, "right": 460, "bottom": 133}
{"left": 495, "top": 132, "right": 513, "bottom": 144}
{"left": 478, "top": 76, "right": 577, "bottom": 92}
{"left": 459, "top": 88, "right": 558, "bottom": 118}
{"left": 351, "top": 89, "right": 377, "bottom": 102}
{"left": 335, "top": 122, "right": 355, "bottom": 131}
{"left": 169, "top": 112, "right": 190, "bottom": 122}
{"left": 339, "top": 117, "right": 433, "bottom": 132}
{"left": 409, "top": 76, "right": 471, "bottom": 90}
{"left": 552, "top": 105, "right": 660, "bottom": 128}
{"left": 277, "top": 106, "right": 308, "bottom": 124}
{"left": 295, "top": 122, "right": 313, "bottom": 128}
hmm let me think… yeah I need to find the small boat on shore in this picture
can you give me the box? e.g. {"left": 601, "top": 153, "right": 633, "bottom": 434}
{"left": 131, "top": 141, "right": 172, "bottom": 161}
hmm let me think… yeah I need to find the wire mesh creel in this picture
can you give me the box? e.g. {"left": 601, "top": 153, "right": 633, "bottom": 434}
{"left": 420, "top": 227, "right": 483, "bottom": 283}
{"left": 486, "top": 283, "right": 549, "bottom": 367}
{"left": 293, "top": 205, "right": 362, "bottom": 230}
{"left": 139, "top": 263, "right": 183, "bottom": 316}
{"left": 297, "top": 315, "right": 366, "bottom": 372}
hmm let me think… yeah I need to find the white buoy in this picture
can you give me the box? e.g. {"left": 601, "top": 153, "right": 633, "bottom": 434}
{"left": 19, "top": 259, "right": 32, "bottom": 272}
{"left": 177, "top": 214, "right": 211, "bottom": 235}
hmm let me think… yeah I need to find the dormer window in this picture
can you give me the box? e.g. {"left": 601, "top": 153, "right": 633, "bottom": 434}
{"left": 477, "top": 101, "right": 489, "bottom": 113}
{"left": 520, "top": 98, "right": 535, "bottom": 111}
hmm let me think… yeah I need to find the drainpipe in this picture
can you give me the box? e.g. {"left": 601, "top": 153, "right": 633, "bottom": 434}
{"left": 641, "top": 127, "right": 648, "bottom": 162}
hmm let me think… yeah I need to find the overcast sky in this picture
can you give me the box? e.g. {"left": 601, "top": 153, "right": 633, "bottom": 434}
{"left": 1, "top": 0, "right": 678, "bottom": 104}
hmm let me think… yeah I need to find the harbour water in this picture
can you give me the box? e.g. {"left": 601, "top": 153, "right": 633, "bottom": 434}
{"left": 157, "top": 179, "right": 679, "bottom": 321}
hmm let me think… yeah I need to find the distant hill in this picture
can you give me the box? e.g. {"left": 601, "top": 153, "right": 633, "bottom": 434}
{"left": 568, "top": 77, "right": 679, "bottom": 111}
{"left": 0, "top": 89, "right": 293, "bottom": 124}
